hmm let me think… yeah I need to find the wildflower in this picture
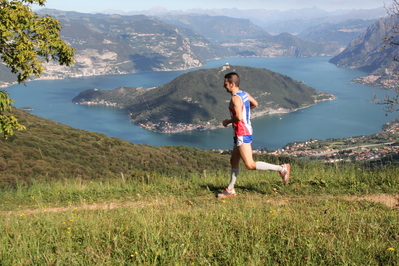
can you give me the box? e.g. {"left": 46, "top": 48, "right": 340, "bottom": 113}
{"left": 387, "top": 247, "right": 395, "bottom": 251}
{"left": 221, "top": 200, "right": 226, "bottom": 203}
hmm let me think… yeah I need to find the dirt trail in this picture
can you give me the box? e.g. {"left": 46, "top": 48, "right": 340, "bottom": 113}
{"left": 2, "top": 194, "right": 398, "bottom": 216}
{"left": 345, "top": 194, "right": 399, "bottom": 208}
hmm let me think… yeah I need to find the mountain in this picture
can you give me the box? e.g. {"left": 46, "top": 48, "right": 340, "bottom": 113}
{"left": 103, "top": 7, "right": 386, "bottom": 35}
{"left": 297, "top": 19, "right": 378, "bottom": 47}
{"left": 35, "top": 9, "right": 229, "bottom": 79}
{"left": 104, "top": 7, "right": 386, "bottom": 32}
{"left": 72, "top": 65, "right": 334, "bottom": 133}
{"left": 155, "top": 14, "right": 342, "bottom": 56}
{"left": 260, "top": 8, "right": 386, "bottom": 35}
{"left": 222, "top": 33, "right": 340, "bottom": 57}
{"left": 0, "top": 9, "right": 337, "bottom": 84}
{"left": 329, "top": 16, "right": 399, "bottom": 89}
{"left": 155, "top": 14, "right": 271, "bottom": 42}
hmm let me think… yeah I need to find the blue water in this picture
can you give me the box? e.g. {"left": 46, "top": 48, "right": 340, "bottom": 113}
{"left": 6, "top": 57, "right": 397, "bottom": 150}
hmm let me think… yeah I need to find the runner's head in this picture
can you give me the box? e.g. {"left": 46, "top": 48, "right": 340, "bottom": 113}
{"left": 224, "top": 72, "right": 240, "bottom": 87}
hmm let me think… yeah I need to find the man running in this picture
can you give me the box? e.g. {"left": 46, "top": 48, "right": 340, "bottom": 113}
{"left": 218, "top": 72, "right": 290, "bottom": 198}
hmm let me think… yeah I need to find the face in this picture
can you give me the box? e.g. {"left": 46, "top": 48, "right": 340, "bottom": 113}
{"left": 224, "top": 78, "right": 233, "bottom": 92}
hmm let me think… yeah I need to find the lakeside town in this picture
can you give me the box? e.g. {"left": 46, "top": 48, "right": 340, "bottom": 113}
{"left": 138, "top": 121, "right": 216, "bottom": 133}
{"left": 263, "top": 119, "right": 399, "bottom": 163}
{"left": 139, "top": 115, "right": 399, "bottom": 163}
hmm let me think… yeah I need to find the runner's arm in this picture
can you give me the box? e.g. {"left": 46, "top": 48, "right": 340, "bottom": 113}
{"left": 247, "top": 92, "right": 258, "bottom": 109}
{"left": 222, "top": 95, "right": 243, "bottom": 127}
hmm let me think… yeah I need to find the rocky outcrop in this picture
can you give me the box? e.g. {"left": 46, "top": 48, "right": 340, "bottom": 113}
{"left": 329, "top": 16, "right": 399, "bottom": 89}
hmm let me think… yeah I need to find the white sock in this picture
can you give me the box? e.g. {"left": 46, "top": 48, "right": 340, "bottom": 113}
{"left": 255, "top": 162, "right": 282, "bottom": 171}
{"left": 227, "top": 168, "right": 239, "bottom": 190}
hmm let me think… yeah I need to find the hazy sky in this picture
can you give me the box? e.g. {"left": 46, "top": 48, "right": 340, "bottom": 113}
{"left": 36, "top": 0, "right": 387, "bottom": 13}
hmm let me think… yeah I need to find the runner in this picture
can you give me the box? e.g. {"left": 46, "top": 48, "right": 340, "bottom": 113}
{"left": 218, "top": 72, "right": 290, "bottom": 198}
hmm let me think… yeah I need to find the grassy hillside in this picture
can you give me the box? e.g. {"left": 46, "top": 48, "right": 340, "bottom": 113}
{"left": 0, "top": 108, "right": 398, "bottom": 265}
{"left": 0, "top": 109, "right": 235, "bottom": 188}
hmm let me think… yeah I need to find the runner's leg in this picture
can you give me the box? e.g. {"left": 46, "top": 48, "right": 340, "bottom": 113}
{"left": 239, "top": 143, "right": 283, "bottom": 171}
{"left": 228, "top": 145, "right": 241, "bottom": 189}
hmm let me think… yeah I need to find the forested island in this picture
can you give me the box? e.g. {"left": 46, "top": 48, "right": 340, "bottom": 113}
{"left": 73, "top": 64, "right": 334, "bottom": 133}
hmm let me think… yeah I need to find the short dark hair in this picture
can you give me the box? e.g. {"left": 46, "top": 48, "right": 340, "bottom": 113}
{"left": 224, "top": 72, "right": 240, "bottom": 87}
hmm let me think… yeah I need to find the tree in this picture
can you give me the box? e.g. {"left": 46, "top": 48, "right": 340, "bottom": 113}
{"left": 0, "top": 0, "right": 75, "bottom": 138}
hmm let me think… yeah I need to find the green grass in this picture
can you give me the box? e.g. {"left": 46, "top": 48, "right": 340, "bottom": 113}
{"left": 1, "top": 162, "right": 398, "bottom": 265}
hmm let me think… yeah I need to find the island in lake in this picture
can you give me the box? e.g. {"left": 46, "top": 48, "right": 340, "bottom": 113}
{"left": 72, "top": 65, "right": 335, "bottom": 133}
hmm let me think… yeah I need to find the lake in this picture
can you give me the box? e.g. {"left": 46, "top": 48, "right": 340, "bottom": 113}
{"left": 6, "top": 56, "right": 398, "bottom": 150}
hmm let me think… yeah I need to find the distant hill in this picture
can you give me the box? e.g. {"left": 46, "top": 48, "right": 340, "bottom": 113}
{"left": 297, "top": 19, "right": 378, "bottom": 47}
{"left": 329, "top": 16, "right": 399, "bottom": 90}
{"left": 72, "top": 65, "right": 334, "bottom": 133}
{"left": 155, "top": 13, "right": 341, "bottom": 56}
{"left": 104, "top": 7, "right": 386, "bottom": 35}
{"left": 156, "top": 14, "right": 271, "bottom": 42}
{"left": 260, "top": 8, "right": 385, "bottom": 35}
{"left": 223, "top": 33, "right": 341, "bottom": 57}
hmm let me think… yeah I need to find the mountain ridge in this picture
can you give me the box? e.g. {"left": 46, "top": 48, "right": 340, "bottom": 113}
{"left": 0, "top": 9, "right": 341, "bottom": 87}
{"left": 329, "top": 16, "right": 399, "bottom": 90}
{"left": 98, "top": 7, "right": 386, "bottom": 35}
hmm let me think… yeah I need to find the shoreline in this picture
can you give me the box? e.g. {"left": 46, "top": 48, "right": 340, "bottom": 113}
{"left": 73, "top": 93, "right": 336, "bottom": 134}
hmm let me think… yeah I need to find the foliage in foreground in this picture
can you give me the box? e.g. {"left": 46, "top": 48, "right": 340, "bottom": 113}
{"left": 0, "top": 0, "right": 75, "bottom": 138}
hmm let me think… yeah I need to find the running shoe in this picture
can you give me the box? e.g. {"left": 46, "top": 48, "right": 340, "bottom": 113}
{"left": 217, "top": 188, "right": 236, "bottom": 198}
{"left": 279, "top": 164, "right": 291, "bottom": 185}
